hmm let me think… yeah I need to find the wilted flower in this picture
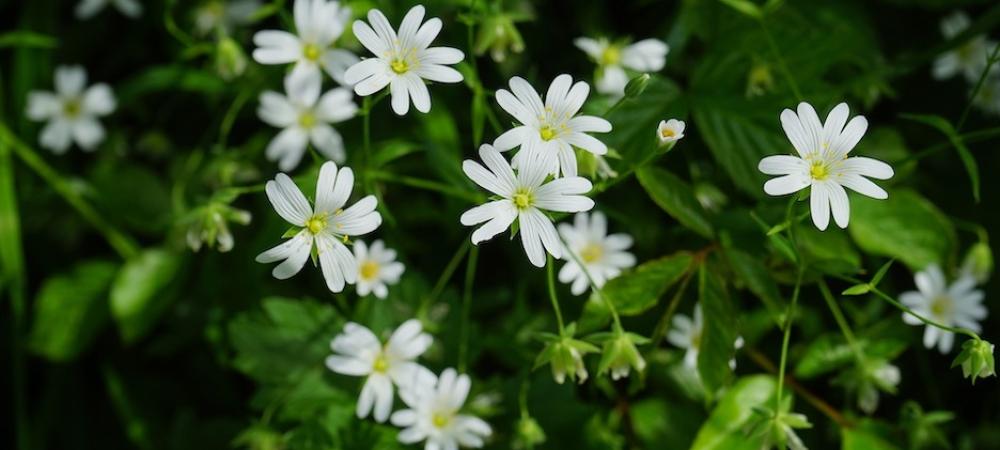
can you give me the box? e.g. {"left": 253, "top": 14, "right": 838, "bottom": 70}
{"left": 952, "top": 338, "right": 995, "bottom": 384}
{"left": 758, "top": 102, "right": 894, "bottom": 231}
{"left": 657, "top": 119, "right": 685, "bottom": 145}
{"left": 460, "top": 144, "right": 595, "bottom": 267}
{"left": 252, "top": 0, "right": 357, "bottom": 86}
{"left": 344, "top": 5, "right": 465, "bottom": 115}
{"left": 183, "top": 201, "right": 252, "bottom": 253}
{"left": 325, "top": 320, "right": 434, "bottom": 422}
{"left": 353, "top": 239, "right": 405, "bottom": 299}
{"left": 574, "top": 37, "right": 668, "bottom": 97}
{"left": 596, "top": 332, "right": 649, "bottom": 380}
{"left": 76, "top": 0, "right": 141, "bottom": 19}
{"left": 933, "top": 12, "right": 997, "bottom": 82}
{"left": 900, "top": 264, "right": 987, "bottom": 353}
{"left": 557, "top": 211, "right": 635, "bottom": 295}
{"left": 392, "top": 368, "right": 493, "bottom": 449}
{"left": 26, "top": 65, "right": 116, "bottom": 154}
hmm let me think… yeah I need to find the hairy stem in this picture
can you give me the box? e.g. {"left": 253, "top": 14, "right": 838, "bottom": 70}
{"left": 418, "top": 239, "right": 471, "bottom": 320}
{"left": 545, "top": 254, "right": 566, "bottom": 335}
{"left": 818, "top": 279, "right": 865, "bottom": 363}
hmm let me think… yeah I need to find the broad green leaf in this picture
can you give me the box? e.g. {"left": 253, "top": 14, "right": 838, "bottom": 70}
{"left": 719, "top": 0, "right": 763, "bottom": 18}
{"left": 371, "top": 139, "right": 421, "bottom": 168}
{"left": 0, "top": 30, "right": 57, "bottom": 49}
{"left": 89, "top": 163, "right": 172, "bottom": 235}
{"left": 901, "top": 114, "right": 980, "bottom": 202}
{"left": 110, "top": 248, "right": 184, "bottom": 343}
{"left": 849, "top": 190, "right": 956, "bottom": 270}
{"left": 578, "top": 252, "right": 693, "bottom": 331}
{"left": 636, "top": 167, "right": 715, "bottom": 239}
{"left": 697, "top": 266, "right": 738, "bottom": 393}
{"left": 28, "top": 260, "right": 118, "bottom": 361}
{"left": 690, "top": 375, "right": 777, "bottom": 450}
{"left": 842, "top": 419, "right": 900, "bottom": 450}
{"left": 726, "top": 248, "right": 784, "bottom": 325}
{"left": 419, "top": 104, "right": 467, "bottom": 187}
{"left": 795, "top": 334, "right": 908, "bottom": 379}
{"left": 795, "top": 226, "right": 861, "bottom": 275}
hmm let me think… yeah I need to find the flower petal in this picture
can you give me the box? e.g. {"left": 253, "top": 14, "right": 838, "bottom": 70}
{"left": 265, "top": 172, "right": 313, "bottom": 226}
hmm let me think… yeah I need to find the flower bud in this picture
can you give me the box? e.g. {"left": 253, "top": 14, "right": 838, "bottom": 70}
{"left": 624, "top": 73, "right": 650, "bottom": 99}
{"left": 474, "top": 15, "right": 525, "bottom": 63}
{"left": 656, "top": 119, "right": 686, "bottom": 146}
{"left": 961, "top": 242, "right": 993, "bottom": 284}
{"left": 952, "top": 339, "right": 995, "bottom": 384}
{"left": 598, "top": 332, "right": 649, "bottom": 380}
{"left": 537, "top": 336, "right": 598, "bottom": 384}
{"left": 183, "top": 201, "right": 251, "bottom": 253}
{"left": 513, "top": 416, "right": 546, "bottom": 449}
{"left": 216, "top": 37, "right": 248, "bottom": 80}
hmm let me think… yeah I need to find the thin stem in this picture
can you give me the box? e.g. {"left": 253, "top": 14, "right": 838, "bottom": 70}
{"left": 418, "top": 239, "right": 471, "bottom": 319}
{"left": 958, "top": 42, "right": 1000, "bottom": 130}
{"left": 369, "top": 171, "right": 484, "bottom": 203}
{"left": 818, "top": 279, "right": 865, "bottom": 363}
{"left": 458, "top": 246, "right": 479, "bottom": 372}
{"left": 650, "top": 269, "right": 695, "bottom": 347}
{"left": 0, "top": 125, "right": 139, "bottom": 259}
{"left": 746, "top": 347, "right": 853, "bottom": 428}
{"left": 897, "top": 125, "right": 1000, "bottom": 165}
{"left": 775, "top": 269, "right": 804, "bottom": 414}
{"left": 759, "top": 19, "right": 804, "bottom": 101}
{"left": 556, "top": 232, "right": 623, "bottom": 332}
{"left": 603, "top": 95, "right": 630, "bottom": 116}
{"left": 869, "top": 286, "right": 980, "bottom": 340}
{"left": 545, "top": 254, "right": 566, "bottom": 335}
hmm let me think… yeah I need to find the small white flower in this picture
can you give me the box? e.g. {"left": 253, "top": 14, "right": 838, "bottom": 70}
{"left": 195, "top": 0, "right": 261, "bottom": 35}
{"left": 758, "top": 102, "right": 894, "bottom": 231}
{"left": 667, "top": 304, "right": 743, "bottom": 370}
{"left": 75, "top": 0, "right": 142, "bottom": 19}
{"left": 26, "top": 65, "right": 116, "bottom": 154}
{"left": 258, "top": 71, "right": 357, "bottom": 170}
{"left": 460, "top": 144, "right": 595, "bottom": 267}
{"left": 325, "top": 320, "right": 434, "bottom": 423}
{"left": 252, "top": 0, "right": 357, "bottom": 86}
{"left": 255, "top": 161, "right": 381, "bottom": 292}
{"left": 933, "top": 12, "right": 997, "bottom": 82}
{"left": 493, "top": 75, "right": 612, "bottom": 178}
{"left": 344, "top": 5, "right": 465, "bottom": 116}
{"left": 391, "top": 368, "right": 492, "bottom": 450}
{"left": 354, "top": 239, "right": 405, "bottom": 299}
{"left": 900, "top": 264, "right": 987, "bottom": 354}
{"left": 574, "top": 37, "right": 668, "bottom": 97}
{"left": 657, "top": 119, "right": 685, "bottom": 144}
{"left": 557, "top": 211, "right": 635, "bottom": 295}
{"left": 858, "top": 360, "right": 900, "bottom": 414}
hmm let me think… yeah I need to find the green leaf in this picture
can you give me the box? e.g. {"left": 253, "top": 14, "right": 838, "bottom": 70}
{"left": 117, "top": 65, "right": 227, "bottom": 103}
{"left": 90, "top": 163, "right": 172, "bottom": 235}
{"left": 578, "top": 252, "right": 693, "bottom": 331}
{"left": 726, "top": 249, "right": 784, "bottom": 325}
{"left": 841, "top": 284, "right": 871, "bottom": 296}
{"left": 371, "top": 139, "right": 421, "bottom": 169}
{"left": 419, "top": 104, "right": 467, "bottom": 187}
{"left": 901, "top": 114, "right": 980, "bottom": 202}
{"left": 690, "top": 375, "right": 777, "bottom": 450}
{"left": 697, "top": 266, "right": 739, "bottom": 393}
{"left": 719, "top": 0, "right": 763, "bottom": 18}
{"left": 0, "top": 30, "right": 57, "bottom": 49}
{"left": 795, "top": 226, "right": 861, "bottom": 275}
{"left": 110, "top": 248, "right": 184, "bottom": 343}
{"left": 603, "top": 76, "right": 686, "bottom": 167}
{"left": 849, "top": 190, "right": 956, "bottom": 270}
{"left": 841, "top": 419, "right": 900, "bottom": 450}
{"left": 636, "top": 167, "right": 715, "bottom": 239}
{"left": 28, "top": 260, "right": 118, "bottom": 361}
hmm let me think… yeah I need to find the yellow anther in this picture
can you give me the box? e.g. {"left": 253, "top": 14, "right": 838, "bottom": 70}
{"left": 539, "top": 125, "right": 557, "bottom": 141}
{"left": 513, "top": 191, "right": 532, "bottom": 209}
{"left": 432, "top": 412, "right": 451, "bottom": 428}
{"left": 660, "top": 128, "right": 675, "bottom": 139}
{"left": 600, "top": 46, "right": 621, "bottom": 66}
{"left": 63, "top": 99, "right": 82, "bottom": 118}
{"left": 305, "top": 215, "right": 327, "bottom": 235}
{"left": 302, "top": 43, "right": 321, "bottom": 61}
{"left": 390, "top": 58, "right": 409, "bottom": 74}
{"left": 580, "top": 243, "right": 604, "bottom": 263}
{"left": 809, "top": 161, "right": 828, "bottom": 180}
{"left": 372, "top": 354, "right": 388, "bottom": 372}
{"left": 299, "top": 112, "right": 316, "bottom": 129}
{"left": 360, "top": 260, "right": 380, "bottom": 280}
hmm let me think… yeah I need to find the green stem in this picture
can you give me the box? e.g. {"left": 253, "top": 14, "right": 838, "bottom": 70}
{"left": 556, "top": 232, "right": 623, "bottom": 332}
{"left": 603, "top": 95, "right": 630, "bottom": 116}
{"left": 818, "top": 279, "right": 864, "bottom": 363}
{"left": 759, "top": 19, "right": 804, "bottom": 101}
{"left": 958, "top": 41, "right": 1000, "bottom": 130}
{"left": 545, "top": 254, "right": 566, "bottom": 335}
{"left": 0, "top": 125, "right": 139, "bottom": 259}
{"left": 458, "top": 245, "right": 479, "bottom": 372}
{"left": 775, "top": 269, "right": 804, "bottom": 414}
{"left": 869, "top": 286, "right": 980, "bottom": 340}
{"left": 418, "top": 239, "right": 471, "bottom": 319}
{"left": 897, "top": 125, "right": 1000, "bottom": 165}
{"left": 369, "top": 171, "right": 484, "bottom": 203}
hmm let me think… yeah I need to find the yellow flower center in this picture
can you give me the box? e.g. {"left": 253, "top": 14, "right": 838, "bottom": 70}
{"left": 302, "top": 43, "right": 322, "bottom": 61}
{"left": 691, "top": 330, "right": 702, "bottom": 350}
{"left": 930, "top": 295, "right": 953, "bottom": 318}
{"left": 63, "top": 99, "right": 82, "bottom": 118}
{"left": 305, "top": 214, "right": 327, "bottom": 235}
{"left": 513, "top": 189, "right": 533, "bottom": 210}
{"left": 372, "top": 353, "right": 388, "bottom": 373}
{"left": 432, "top": 412, "right": 451, "bottom": 428}
{"left": 299, "top": 111, "right": 316, "bottom": 129}
{"left": 580, "top": 243, "right": 603, "bottom": 264}
{"left": 809, "top": 161, "right": 829, "bottom": 180}
{"left": 660, "top": 127, "right": 675, "bottom": 139}
{"left": 390, "top": 58, "right": 410, "bottom": 74}
{"left": 360, "top": 260, "right": 380, "bottom": 280}
{"left": 600, "top": 46, "right": 621, "bottom": 66}
{"left": 539, "top": 125, "right": 557, "bottom": 141}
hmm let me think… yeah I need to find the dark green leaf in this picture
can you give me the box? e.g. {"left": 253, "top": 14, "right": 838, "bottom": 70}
{"left": 110, "top": 248, "right": 184, "bottom": 343}
{"left": 0, "top": 30, "right": 57, "bottom": 49}
{"left": 901, "top": 114, "right": 980, "bottom": 202}
{"left": 849, "top": 190, "right": 956, "bottom": 270}
{"left": 29, "top": 260, "right": 118, "bottom": 361}
{"left": 636, "top": 167, "right": 715, "bottom": 239}
{"left": 697, "top": 266, "right": 738, "bottom": 393}
{"left": 578, "top": 252, "right": 693, "bottom": 332}
{"left": 726, "top": 249, "right": 784, "bottom": 325}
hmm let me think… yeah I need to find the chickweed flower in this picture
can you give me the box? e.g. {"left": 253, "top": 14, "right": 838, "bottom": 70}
{"left": 344, "top": 5, "right": 465, "bottom": 115}
{"left": 258, "top": 71, "right": 357, "bottom": 171}
{"left": 574, "top": 37, "right": 668, "bottom": 97}
{"left": 26, "top": 65, "right": 115, "bottom": 154}
{"left": 252, "top": 0, "right": 357, "bottom": 86}
{"left": 856, "top": 359, "right": 901, "bottom": 414}
{"left": 933, "top": 12, "right": 997, "bottom": 82}
{"left": 493, "top": 75, "right": 612, "bottom": 178}
{"left": 76, "top": 0, "right": 141, "bottom": 19}
{"left": 183, "top": 201, "right": 252, "bottom": 253}
{"left": 900, "top": 264, "right": 987, "bottom": 354}
{"left": 392, "top": 368, "right": 493, "bottom": 449}
{"left": 758, "top": 102, "right": 894, "bottom": 231}
{"left": 535, "top": 324, "right": 599, "bottom": 384}
{"left": 557, "top": 211, "right": 635, "bottom": 295}
{"left": 460, "top": 144, "right": 595, "bottom": 267}
{"left": 325, "top": 320, "right": 433, "bottom": 423}
{"left": 255, "top": 162, "right": 381, "bottom": 292}
{"left": 353, "top": 239, "right": 405, "bottom": 299}
{"left": 657, "top": 119, "right": 685, "bottom": 145}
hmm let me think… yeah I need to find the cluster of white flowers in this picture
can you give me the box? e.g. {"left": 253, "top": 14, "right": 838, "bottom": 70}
{"left": 326, "top": 320, "right": 491, "bottom": 450}
{"left": 933, "top": 12, "right": 1000, "bottom": 114}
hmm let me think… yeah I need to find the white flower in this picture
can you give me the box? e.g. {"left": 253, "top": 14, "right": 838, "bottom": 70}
{"left": 258, "top": 71, "right": 357, "bottom": 170}
{"left": 75, "top": 0, "right": 142, "bottom": 19}
{"left": 195, "top": 0, "right": 261, "bottom": 35}
{"left": 493, "top": 75, "right": 612, "bottom": 178}
{"left": 574, "top": 37, "right": 668, "bottom": 96}
{"left": 391, "top": 368, "right": 492, "bottom": 450}
{"left": 344, "top": 5, "right": 464, "bottom": 116}
{"left": 657, "top": 119, "right": 685, "bottom": 144}
{"left": 354, "top": 239, "right": 405, "bottom": 299}
{"left": 972, "top": 76, "right": 1000, "bottom": 116}
{"left": 26, "top": 66, "right": 116, "bottom": 154}
{"left": 255, "top": 161, "right": 381, "bottom": 292}
{"left": 460, "top": 144, "right": 595, "bottom": 267}
{"left": 667, "top": 304, "right": 743, "bottom": 370}
{"left": 933, "top": 12, "right": 997, "bottom": 82}
{"left": 325, "top": 320, "right": 433, "bottom": 423}
{"left": 557, "top": 211, "right": 635, "bottom": 295}
{"left": 758, "top": 102, "right": 894, "bottom": 231}
{"left": 252, "top": 0, "right": 357, "bottom": 86}
{"left": 858, "top": 360, "right": 900, "bottom": 414}
{"left": 900, "top": 264, "right": 987, "bottom": 354}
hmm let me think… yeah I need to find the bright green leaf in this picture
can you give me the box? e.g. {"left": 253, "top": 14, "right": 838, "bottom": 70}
{"left": 578, "top": 252, "right": 693, "bottom": 332}
{"left": 29, "top": 260, "right": 118, "bottom": 361}
{"left": 110, "top": 248, "right": 184, "bottom": 343}
{"left": 849, "top": 190, "right": 956, "bottom": 270}
{"left": 690, "top": 375, "right": 777, "bottom": 450}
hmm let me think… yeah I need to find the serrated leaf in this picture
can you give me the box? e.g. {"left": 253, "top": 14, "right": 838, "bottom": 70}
{"left": 28, "top": 260, "right": 118, "bottom": 361}
{"left": 698, "top": 266, "right": 738, "bottom": 393}
{"left": 849, "top": 190, "right": 956, "bottom": 271}
{"left": 636, "top": 167, "right": 715, "bottom": 239}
